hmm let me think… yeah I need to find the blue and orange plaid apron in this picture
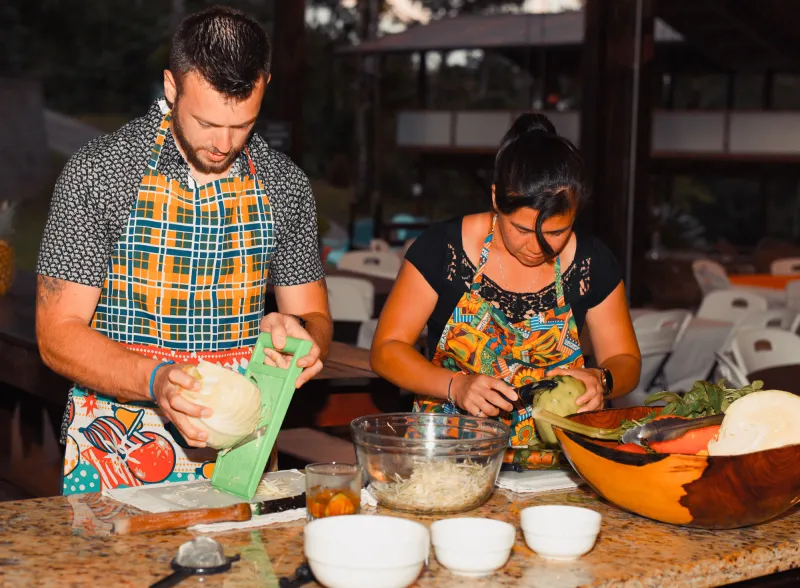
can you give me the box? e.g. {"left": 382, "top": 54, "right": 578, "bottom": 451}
{"left": 414, "top": 215, "right": 585, "bottom": 469}
{"left": 62, "top": 110, "right": 276, "bottom": 495}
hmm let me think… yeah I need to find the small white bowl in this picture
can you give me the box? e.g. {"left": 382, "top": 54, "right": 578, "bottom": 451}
{"left": 304, "top": 515, "right": 430, "bottom": 588}
{"left": 430, "top": 517, "right": 516, "bottom": 577}
{"left": 520, "top": 505, "right": 601, "bottom": 561}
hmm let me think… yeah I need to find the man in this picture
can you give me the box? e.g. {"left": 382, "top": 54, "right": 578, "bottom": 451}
{"left": 36, "top": 6, "right": 332, "bottom": 495}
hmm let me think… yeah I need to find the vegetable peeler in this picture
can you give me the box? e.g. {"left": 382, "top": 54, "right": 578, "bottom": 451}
{"left": 505, "top": 379, "right": 559, "bottom": 412}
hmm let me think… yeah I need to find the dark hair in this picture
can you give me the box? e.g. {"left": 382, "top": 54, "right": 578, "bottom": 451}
{"left": 493, "top": 113, "right": 589, "bottom": 258}
{"left": 170, "top": 6, "right": 272, "bottom": 100}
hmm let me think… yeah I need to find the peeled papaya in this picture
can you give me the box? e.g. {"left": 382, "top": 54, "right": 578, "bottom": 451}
{"left": 533, "top": 375, "right": 585, "bottom": 447}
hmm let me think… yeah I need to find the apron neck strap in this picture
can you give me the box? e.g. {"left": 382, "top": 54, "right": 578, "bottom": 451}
{"left": 553, "top": 256, "right": 565, "bottom": 303}
{"left": 469, "top": 214, "right": 496, "bottom": 295}
{"left": 147, "top": 112, "right": 173, "bottom": 171}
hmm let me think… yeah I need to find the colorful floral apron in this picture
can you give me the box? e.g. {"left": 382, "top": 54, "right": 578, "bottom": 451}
{"left": 414, "top": 216, "right": 584, "bottom": 469}
{"left": 62, "top": 109, "right": 276, "bottom": 495}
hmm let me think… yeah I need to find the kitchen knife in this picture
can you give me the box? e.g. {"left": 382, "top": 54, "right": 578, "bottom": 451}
{"left": 620, "top": 414, "right": 725, "bottom": 447}
{"left": 225, "top": 425, "right": 268, "bottom": 453}
{"left": 112, "top": 492, "right": 307, "bottom": 535}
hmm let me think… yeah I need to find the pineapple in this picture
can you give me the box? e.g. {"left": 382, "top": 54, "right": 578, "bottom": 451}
{"left": 0, "top": 200, "right": 15, "bottom": 296}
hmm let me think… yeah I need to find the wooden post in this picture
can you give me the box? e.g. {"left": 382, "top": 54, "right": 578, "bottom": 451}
{"left": 270, "top": 0, "right": 307, "bottom": 164}
{"left": 580, "top": 0, "right": 655, "bottom": 305}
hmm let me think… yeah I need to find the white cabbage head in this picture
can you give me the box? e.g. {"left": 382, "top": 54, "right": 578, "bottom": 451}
{"left": 707, "top": 390, "right": 800, "bottom": 456}
{"left": 179, "top": 360, "right": 262, "bottom": 449}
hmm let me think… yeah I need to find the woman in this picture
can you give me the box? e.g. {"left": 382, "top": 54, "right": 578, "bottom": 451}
{"left": 370, "top": 113, "right": 641, "bottom": 469}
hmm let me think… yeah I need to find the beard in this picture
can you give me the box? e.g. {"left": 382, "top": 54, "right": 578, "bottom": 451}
{"left": 171, "top": 103, "right": 245, "bottom": 175}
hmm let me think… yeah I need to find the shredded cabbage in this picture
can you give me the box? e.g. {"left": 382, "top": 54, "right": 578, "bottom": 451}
{"left": 371, "top": 459, "right": 494, "bottom": 512}
{"left": 254, "top": 477, "right": 295, "bottom": 499}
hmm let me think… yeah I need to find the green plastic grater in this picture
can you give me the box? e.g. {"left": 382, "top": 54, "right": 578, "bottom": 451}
{"left": 210, "top": 333, "right": 312, "bottom": 500}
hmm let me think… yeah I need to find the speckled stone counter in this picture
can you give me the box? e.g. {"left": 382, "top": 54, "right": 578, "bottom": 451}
{"left": 1, "top": 487, "right": 798, "bottom": 588}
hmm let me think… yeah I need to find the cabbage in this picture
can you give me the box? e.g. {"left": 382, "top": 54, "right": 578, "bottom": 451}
{"left": 179, "top": 360, "right": 262, "bottom": 449}
{"left": 533, "top": 375, "right": 585, "bottom": 447}
{"left": 707, "top": 390, "right": 800, "bottom": 456}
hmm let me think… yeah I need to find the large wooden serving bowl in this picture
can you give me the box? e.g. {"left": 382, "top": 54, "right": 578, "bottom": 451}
{"left": 554, "top": 407, "right": 800, "bottom": 529}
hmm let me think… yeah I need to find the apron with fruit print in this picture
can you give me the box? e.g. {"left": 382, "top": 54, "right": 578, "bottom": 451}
{"left": 62, "top": 109, "right": 277, "bottom": 495}
{"left": 413, "top": 215, "right": 584, "bottom": 470}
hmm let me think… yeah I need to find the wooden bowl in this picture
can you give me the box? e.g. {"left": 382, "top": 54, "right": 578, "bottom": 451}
{"left": 554, "top": 407, "right": 800, "bottom": 529}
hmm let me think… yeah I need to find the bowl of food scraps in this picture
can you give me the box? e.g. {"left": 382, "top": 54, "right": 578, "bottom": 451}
{"left": 350, "top": 413, "right": 510, "bottom": 515}
{"left": 534, "top": 380, "right": 800, "bottom": 529}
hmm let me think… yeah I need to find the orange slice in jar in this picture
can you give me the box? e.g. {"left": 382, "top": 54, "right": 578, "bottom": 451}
{"left": 324, "top": 492, "right": 357, "bottom": 517}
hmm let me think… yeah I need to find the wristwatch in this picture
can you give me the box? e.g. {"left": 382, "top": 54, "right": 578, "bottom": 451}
{"left": 599, "top": 368, "right": 614, "bottom": 397}
{"left": 290, "top": 314, "right": 307, "bottom": 329}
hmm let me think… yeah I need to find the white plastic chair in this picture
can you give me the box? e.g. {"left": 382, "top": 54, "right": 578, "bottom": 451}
{"left": 770, "top": 257, "right": 800, "bottom": 276}
{"left": 731, "top": 328, "right": 800, "bottom": 375}
{"left": 696, "top": 289, "right": 768, "bottom": 324}
{"left": 692, "top": 259, "right": 730, "bottom": 296}
{"left": 326, "top": 276, "right": 374, "bottom": 322}
{"left": 736, "top": 308, "right": 797, "bottom": 332}
{"left": 337, "top": 250, "right": 402, "bottom": 280}
{"left": 356, "top": 318, "right": 378, "bottom": 350}
{"left": 786, "top": 280, "right": 800, "bottom": 312}
{"left": 612, "top": 310, "right": 691, "bottom": 408}
{"left": 692, "top": 258, "right": 787, "bottom": 308}
{"left": 713, "top": 351, "right": 749, "bottom": 389}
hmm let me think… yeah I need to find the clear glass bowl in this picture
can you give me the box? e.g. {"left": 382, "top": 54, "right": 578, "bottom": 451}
{"left": 350, "top": 413, "right": 510, "bottom": 515}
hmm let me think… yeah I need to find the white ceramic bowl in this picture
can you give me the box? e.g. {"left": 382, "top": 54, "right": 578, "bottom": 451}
{"left": 304, "top": 515, "right": 430, "bottom": 588}
{"left": 430, "top": 517, "right": 516, "bottom": 577}
{"left": 520, "top": 505, "right": 601, "bottom": 561}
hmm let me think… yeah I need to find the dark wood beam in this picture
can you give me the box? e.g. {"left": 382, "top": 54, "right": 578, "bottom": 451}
{"left": 580, "top": 0, "right": 656, "bottom": 306}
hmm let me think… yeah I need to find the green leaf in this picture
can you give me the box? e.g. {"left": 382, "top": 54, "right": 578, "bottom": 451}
{"left": 644, "top": 392, "right": 683, "bottom": 406}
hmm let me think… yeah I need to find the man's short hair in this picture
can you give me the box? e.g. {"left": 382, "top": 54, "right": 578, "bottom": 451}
{"left": 170, "top": 5, "right": 272, "bottom": 100}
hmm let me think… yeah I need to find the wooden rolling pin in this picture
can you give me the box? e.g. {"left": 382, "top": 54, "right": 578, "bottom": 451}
{"left": 112, "top": 493, "right": 307, "bottom": 535}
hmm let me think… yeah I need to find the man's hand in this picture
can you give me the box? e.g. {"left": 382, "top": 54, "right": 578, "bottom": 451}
{"left": 259, "top": 312, "right": 323, "bottom": 387}
{"left": 152, "top": 364, "right": 210, "bottom": 448}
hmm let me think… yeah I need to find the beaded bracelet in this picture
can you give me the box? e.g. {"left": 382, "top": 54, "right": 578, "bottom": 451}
{"left": 149, "top": 359, "right": 176, "bottom": 402}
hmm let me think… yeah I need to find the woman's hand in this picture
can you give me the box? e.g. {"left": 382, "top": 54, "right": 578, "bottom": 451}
{"left": 546, "top": 367, "right": 605, "bottom": 413}
{"left": 452, "top": 374, "right": 518, "bottom": 417}
{"left": 152, "top": 364, "right": 210, "bottom": 448}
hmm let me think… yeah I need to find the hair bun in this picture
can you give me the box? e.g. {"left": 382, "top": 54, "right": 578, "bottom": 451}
{"left": 506, "top": 113, "right": 557, "bottom": 140}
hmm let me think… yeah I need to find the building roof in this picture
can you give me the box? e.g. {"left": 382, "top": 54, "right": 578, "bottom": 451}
{"left": 338, "top": 10, "right": 683, "bottom": 54}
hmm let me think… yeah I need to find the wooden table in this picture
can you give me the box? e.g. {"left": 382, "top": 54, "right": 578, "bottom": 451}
{"left": 318, "top": 341, "right": 375, "bottom": 380}
{"left": 1, "top": 485, "right": 799, "bottom": 587}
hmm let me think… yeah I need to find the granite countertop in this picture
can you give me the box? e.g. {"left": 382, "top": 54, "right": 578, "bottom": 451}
{"left": 1, "top": 486, "right": 798, "bottom": 588}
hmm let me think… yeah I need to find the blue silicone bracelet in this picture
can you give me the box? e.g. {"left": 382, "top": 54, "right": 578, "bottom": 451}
{"left": 149, "top": 360, "right": 175, "bottom": 402}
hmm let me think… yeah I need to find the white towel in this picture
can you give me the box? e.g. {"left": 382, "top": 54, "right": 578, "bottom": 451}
{"left": 495, "top": 469, "right": 583, "bottom": 494}
{"left": 190, "top": 508, "right": 308, "bottom": 534}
